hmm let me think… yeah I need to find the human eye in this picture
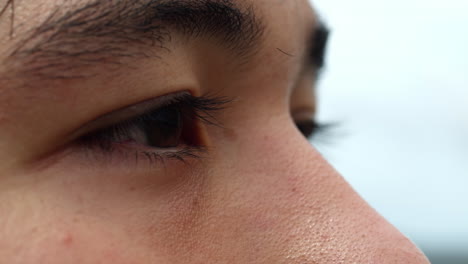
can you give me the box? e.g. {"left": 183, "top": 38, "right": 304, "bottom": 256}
{"left": 75, "top": 91, "right": 230, "bottom": 165}
{"left": 295, "top": 119, "right": 327, "bottom": 140}
{"left": 291, "top": 111, "right": 332, "bottom": 142}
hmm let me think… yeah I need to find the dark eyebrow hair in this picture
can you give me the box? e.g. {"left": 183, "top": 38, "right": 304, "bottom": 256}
{"left": 277, "top": 22, "right": 330, "bottom": 76}
{"left": 309, "top": 23, "right": 330, "bottom": 70}
{"left": 6, "top": 0, "right": 264, "bottom": 79}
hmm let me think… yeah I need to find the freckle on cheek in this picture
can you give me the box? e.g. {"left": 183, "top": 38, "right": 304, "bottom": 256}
{"left": 61, "top": 233, "right": 74, "bottom": 247}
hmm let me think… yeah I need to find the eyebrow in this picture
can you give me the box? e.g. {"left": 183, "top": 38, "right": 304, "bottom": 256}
{"left": 6, "top": 0, "right": 264, "bottom": 79}
{"left": 277, "top": 22, "right": 329, "bottom": 77}
{"left": 309, "top": 23, "right": 330, "bottom": 70}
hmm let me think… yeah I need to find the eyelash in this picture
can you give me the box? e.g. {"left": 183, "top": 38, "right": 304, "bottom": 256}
{"left": 77, "top": 93, "right": 231, "bottom": 164}
{"left": 76, "top": 93, "right": 329, "bottom": 165}
{"left": 295, "top": 120, "right": 332, "bottom": 140}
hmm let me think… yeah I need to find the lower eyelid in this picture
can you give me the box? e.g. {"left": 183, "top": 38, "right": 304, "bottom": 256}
{"left": 78, "top": 141, "right": 206, "bottom": 166}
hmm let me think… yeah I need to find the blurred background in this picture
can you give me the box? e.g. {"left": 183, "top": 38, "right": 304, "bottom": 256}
{"left": 311, "top": 0, "right": 468, "bottom": 263}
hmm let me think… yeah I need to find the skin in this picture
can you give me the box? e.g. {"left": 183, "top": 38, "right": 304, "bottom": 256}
{"left": 0, "top": 0, "right": 430, "bottom": 263}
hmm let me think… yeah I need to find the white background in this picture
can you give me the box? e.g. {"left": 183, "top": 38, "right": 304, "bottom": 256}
{"left": 311, "top": 0, "right": 468, "bottom": 263}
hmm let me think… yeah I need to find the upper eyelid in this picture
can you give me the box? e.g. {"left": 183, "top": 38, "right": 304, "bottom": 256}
{"left": 71, "top": 91, "right": 192, "bottom": 140}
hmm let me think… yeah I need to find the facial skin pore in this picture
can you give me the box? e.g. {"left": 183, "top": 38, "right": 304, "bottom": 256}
{"left": 0, "top": 0, "right": 429, "bottom": 263}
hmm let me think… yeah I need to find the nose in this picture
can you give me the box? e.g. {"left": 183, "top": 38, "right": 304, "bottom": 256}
{"left": 237, "top": 121, "right": 430, "bottom": 263}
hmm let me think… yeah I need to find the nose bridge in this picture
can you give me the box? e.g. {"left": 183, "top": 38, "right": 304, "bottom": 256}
{"left": 238, "top": 123, "right": 430, "bottom": 263}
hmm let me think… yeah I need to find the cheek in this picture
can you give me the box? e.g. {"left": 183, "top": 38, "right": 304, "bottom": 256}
{"left": 30, "top": 226, "right": 129, "bottom": 264}
{"left": 0, "top": 199, "right": 146, "bottom": 264}
{"left": 0, "top": 166, "right": 206, "bottom": 264}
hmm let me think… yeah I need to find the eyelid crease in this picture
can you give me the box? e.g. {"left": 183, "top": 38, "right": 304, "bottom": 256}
{"left": 291, "top": 107, "right": 315, "bottom": 120}
{"left": 71, "top": 91, "right": 193, "bottom": 140}
{"left": 73, "top": 91, "right": 232, "bottom": 143}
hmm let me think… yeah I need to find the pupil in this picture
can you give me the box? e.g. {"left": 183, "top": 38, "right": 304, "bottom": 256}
{"left": 144, "top": 106, "right": 183, "bottom": 148}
